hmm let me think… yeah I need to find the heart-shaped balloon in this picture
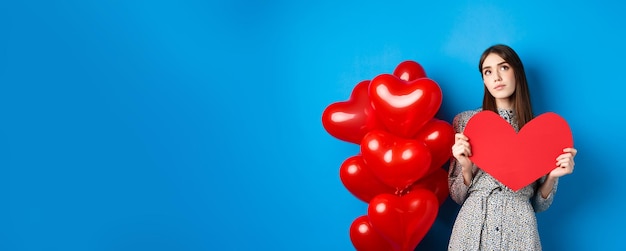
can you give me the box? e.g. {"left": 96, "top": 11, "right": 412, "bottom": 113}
{"left": 369, "top": 74, "right": 442, "bottom": 138}
{"left": 339, "top": 155, "right": 396, "bottom": 203}
{"left": 361, "top": 130, "right": 432, "bottom": 190}
{"left": 322, "top": 80, "right": 383, "bottom": 144}
{"left": 409, "top": 168, "right": 449, "bottom": 206}
{"left": 393, "top": 60, "right": 427, "bottom": 81}
{"left": 413, "top": 119, "right": 455, "bottom": 173}
{"left": 463, "top": 111, "right": 574, "bottom": 191}
{"left": 349, "top": 215, "right": 394, "bottom": 251}
{"left": 368, "top": 189, "right": 439, "bottom": 251}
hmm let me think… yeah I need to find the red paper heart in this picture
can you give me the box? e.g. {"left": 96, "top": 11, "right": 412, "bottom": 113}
{"left": 463, "top": 111, "right": 574, "bottom": 191}
{"left": 339, "top": 155, "right": 395, "bottom": 203}
{"left": 369, "top": 74, "right": 442, "bottom": 138}
{"left": 368, "top": 189, "right": 439, "bottom": 251}
{"left": 361, "top": 130, "right": 432, "bottom": 189}
{"left": 349, "top": 215, "right": 394, "bottom": 251}
{"left": 322, "top": 80, "right": 383, "bottom": 144}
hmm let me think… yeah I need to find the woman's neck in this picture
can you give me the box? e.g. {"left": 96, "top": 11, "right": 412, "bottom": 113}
{"left": 495, "top": 98, "right": 513, "bottom": 110}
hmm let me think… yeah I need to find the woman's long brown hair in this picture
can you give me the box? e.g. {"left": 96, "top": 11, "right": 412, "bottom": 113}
{"left": 479, "top": 44, "right": 534, "bottom": 128}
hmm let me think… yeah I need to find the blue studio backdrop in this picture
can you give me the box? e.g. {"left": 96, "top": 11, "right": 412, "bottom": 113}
{"left": 2, "top": 1, "right": 624, "bottom": 250}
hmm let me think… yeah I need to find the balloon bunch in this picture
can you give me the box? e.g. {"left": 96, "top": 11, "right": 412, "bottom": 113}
{"left": 322, "top": 61, "right": 455, "bottom": 251}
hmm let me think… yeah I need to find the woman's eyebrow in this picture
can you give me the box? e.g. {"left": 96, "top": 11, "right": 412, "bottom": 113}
{"left": 482, "top": 61, "right": 507, "bottom": 71}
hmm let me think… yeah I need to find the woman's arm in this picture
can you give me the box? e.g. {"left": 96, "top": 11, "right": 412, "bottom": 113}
{"left": 448, "top": 157, "right": 471, "bottom": 204}
{"left": 539, "top": 175, "right": 558, "bottom": 199}
{"left": 541, "top": 147, "right": 577, "bottom": 198}
{"left": 533, "top": 148, "right": 577, "bottom": 212}
{"left": 448, "top": 112, "right": 475, "bottom": 204}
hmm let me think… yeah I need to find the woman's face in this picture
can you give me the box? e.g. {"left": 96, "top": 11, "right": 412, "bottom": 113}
{"left": 481, "top": 53, "right": 516, "bottom": 105}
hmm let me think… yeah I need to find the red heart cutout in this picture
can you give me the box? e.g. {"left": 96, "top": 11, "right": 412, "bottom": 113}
{"left": 368, "top": 189, "right": 439, "bottom": 251}
{"left": 463, "top": 111, "right": 574, "bottom": 191}
{"left": 369, "top": 74, "right": 442, "bottom": 138}
{"left": 393, "top": 60, "right": 427, "bottom": 81}
{"left": 339, "top": 155, "right": 396, "bottom": 203}
{"left": 322, "top": 80, "right": 383, "bottom": 144}
{"left": 349, "top": 215, "right": 394, "bottom": 251}
{"left": 361, "top": 130, "right": 432, "bottom": 189}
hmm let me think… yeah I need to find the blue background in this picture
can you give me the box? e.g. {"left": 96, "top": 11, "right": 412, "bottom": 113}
{"left": 1, "top": 0, "right": 623, "bottom": 250}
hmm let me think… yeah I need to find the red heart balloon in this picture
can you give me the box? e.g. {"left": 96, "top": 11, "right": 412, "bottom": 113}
{"left": 393, "top": 60, "right": 427, "bottom": 81}
{"left": 361, "top": 130, "right": 432, "bottom": 190}
{"left": 413, "top": 119, "right": 455, "bottom": 173}
{"left": 322, "top": 80, "right": 383, "bottom": 144}
{"left": 409, "top": 168, "right": 449, "bottom": 206}
{"left": 339, "top": 155, "right": 396, "bottom": 203}
{"left": 464, "top": 111, "right": 574, "bottom": 191}
{"left": 349, "top": 215, "right": 394, "bottom": 251}
{"left": 368, "top": 189, "right": 439, "bottom": 251}
{"left": 369, "top": 74, "right": 442, "bottom": 138}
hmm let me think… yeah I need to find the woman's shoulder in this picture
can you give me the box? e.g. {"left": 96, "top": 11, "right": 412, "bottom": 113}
{"left": 453, "top": 108, "right": 482, "bottom": 122}
{"left": 452, "top": 108, "right": 482, "bottom": 131}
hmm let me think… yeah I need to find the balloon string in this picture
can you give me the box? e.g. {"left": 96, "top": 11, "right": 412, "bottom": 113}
{"left": 395, "top": 188, "right": 402, "bottom": 196}
{"left": 400, "top": 178, "right": 425, "bottom": 196}
{"left": 395, "top": 183, "right": 414, "bottom": 196}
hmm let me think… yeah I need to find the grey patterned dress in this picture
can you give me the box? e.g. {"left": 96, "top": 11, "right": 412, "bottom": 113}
{"left": 448, "top": 108, "right": 558, "bottom": 251}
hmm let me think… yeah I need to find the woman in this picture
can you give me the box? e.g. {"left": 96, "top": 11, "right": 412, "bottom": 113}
{"left": 447, "top": 44, "right": 577, "bottom": 250}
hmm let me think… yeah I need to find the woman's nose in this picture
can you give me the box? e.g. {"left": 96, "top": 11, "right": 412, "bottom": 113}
{"left": 493, "top": 71, "right": 502, "bottom": 81}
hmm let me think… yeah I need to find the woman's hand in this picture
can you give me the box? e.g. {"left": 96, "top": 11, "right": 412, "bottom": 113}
{"left": 452, "top": 133, "right": 473, "bottom": 171}
{"left": 549, "top": 148, "right": 577, "bottom": 178}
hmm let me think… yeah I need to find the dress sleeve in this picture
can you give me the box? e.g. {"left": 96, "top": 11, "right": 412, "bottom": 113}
{"left": 448, "top": 112, "right": 471, "bottom": 205}
{"left": 532, "top": 176, "right": 558, "bottom": 212}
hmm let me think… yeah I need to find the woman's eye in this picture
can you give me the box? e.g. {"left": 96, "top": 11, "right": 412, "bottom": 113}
{"left": 484, "top": 70, "right": 491, "bottom": 75}
{"left": 500, "top": 65, "right": 509, "bottom": 71}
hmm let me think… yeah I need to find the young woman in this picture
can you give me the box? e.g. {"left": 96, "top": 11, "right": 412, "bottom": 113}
{"left": 447, "top": 44, "right": 577, "bottom": 250}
